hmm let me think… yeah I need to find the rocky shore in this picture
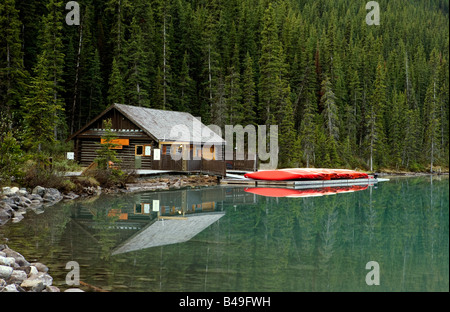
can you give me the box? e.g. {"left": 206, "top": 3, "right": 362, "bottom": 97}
{"left": 0, "top": 245, "right": 61, "bottom": 292}
{"left": 0, "top": 185, "right": 77, "bottom": 226}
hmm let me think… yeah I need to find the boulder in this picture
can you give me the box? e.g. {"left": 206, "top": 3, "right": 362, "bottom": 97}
{"left": 2, "top": 187, "right": 19, "bottom": 196}
{"left": 8, "top": 270, "right": 27, "bottom": 284}
{"left": 32, "top": 186, "right": 46, "bottom": 197}
{"left": 43, "top": 188, "right": 62, "bottom": 202}
{"left": 0, "top": 265, "right": 13, "bottom": 279}
{"left": 45, "top": 285, "right": 60, "bottom": 292}
{"left": 20, "top": 272, "right": 53, "bottom": 289}
{"left": 0, "top": 256, "right": 16, "bottom": 267}
{"left": 2, "top": 248, "right": 30, "bottom": 267}
{"left": 0, "top": 210, "right": 11, "bottom": 225}
{"left": 64, "top": 288, "right": 84, "bottom": 292}
{"left": 2, "top": 284, "right": 19, "bottom": 292}
{"left": 31, "top": 262, "right": 49, "bottom": 273}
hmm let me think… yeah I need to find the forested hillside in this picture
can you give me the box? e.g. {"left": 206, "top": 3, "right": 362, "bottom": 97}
{"left": 0, "top": 0, "right": 449, "bottom": 174}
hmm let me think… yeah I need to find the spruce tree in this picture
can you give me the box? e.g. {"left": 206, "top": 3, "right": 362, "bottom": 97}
{"left": 225, "top": 44, "right": 243, "bottom": 125}
{"left": 366, "top": 58, "right": 387, "bottom": 171}
{"left": 125, "top": 16, "right": 151, "bottom": 107}
{"left": 178, "top": 51, "right": 195, "bottom": 112}
{"left": 23, "top": 54, "right": 60, "bottom": 152}
{"left": 39, "top": 0, "right": 65, "bottom": 140}
{"left": 258, "top": 3, "right": 287, "bottom": 125}
{"left": 241, "top": 52, "right": 257, "bottom": 126}
{"left": 107, "top": 57, "right": 125, "bottom": 104}
{"left": 300, "top": 90, "right": 317, "bottom": 168}
{"left": 0, "top": 0, "right": 28, "bottom": 124}
{"left": 320, "top": 77, "right": 339, "bottom": 141}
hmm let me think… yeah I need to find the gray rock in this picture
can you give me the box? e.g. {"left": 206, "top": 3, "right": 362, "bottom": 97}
{"left": 0, "top": 256, "right": 16, "bottom": 267}
{"left": 28, "top": 266, "right": 38, "bottom": 276}
{"left": 0, "top": 210, "right": 11, "bottom": 224}
{"left": 32, "top": 186, "right": 46, "bottom": 197}
{"left": 0, "top": 265, "right": 13, "bottom": 279}
{"left": 31, "top": 262, "right": 49, "bottom": 273}
{"left": 20, "top": 272, "right": 53, "bottom": 289}
{"left": 3, "top": 187, "right": 20, "bottom": 196}
{"left": 44, "top": 188, "right": 61, "bottom": 199}
{"left": 19, "top": 196, "right": 32, "bottom": 205}
{"left": 8, "top": 270, "right": 27, "bottom": 284}
{"left": 2, "top": 248, "right": 30, "bottom": 267}
{"left": 2, "top": 284, "right": 19, "bottom": 292}
{"left": 64, "top": 288, "right": 84, "bottom": 292}
{"left": 1, "top": 187, "right": 10, "bottom": 194}
{"left": 12, "top": 215, "right": 24, "bottom": 223}
{"left": 45, "top": 285, "right": 60, "bottom": 292}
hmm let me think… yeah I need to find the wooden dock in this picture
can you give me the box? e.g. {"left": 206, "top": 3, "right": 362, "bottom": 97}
{"left": 221, "top": 177, "right": 389, "bottom": 189}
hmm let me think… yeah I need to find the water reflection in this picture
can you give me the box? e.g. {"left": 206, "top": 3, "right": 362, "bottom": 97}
{"left": 0, "top": 176, "right": 448, "bottom": 292}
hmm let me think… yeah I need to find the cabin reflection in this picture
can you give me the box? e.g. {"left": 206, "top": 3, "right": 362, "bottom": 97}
{"left": 68, "top": 187, "right": 258, "bottom": 254}
{"left": 68, "top": 185, "right": 369, "bottom": 256}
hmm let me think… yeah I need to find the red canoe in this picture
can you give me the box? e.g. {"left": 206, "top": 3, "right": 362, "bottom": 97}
{"left": 245, "top": 185, "right": 369, "bottom": 198}
{"left": 244, "top": 168, "right": 368, "bottom": 181}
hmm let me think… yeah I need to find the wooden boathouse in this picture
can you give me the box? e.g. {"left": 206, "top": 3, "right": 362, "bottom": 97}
{"left": 66, "top": 103, "right": 229, "bottom": 176}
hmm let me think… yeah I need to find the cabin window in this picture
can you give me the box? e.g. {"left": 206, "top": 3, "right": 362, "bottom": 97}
{"left": 142, "top": 203, "right": 151, "bottom": 214}
{"left": 165, "top": 145, "right": 171, "bottom": 155}
{"left": 135, "top": 145, "right": 144, "bottom": 156}
{"left": 144, "top": 145, "right": 151, "bottom": 156}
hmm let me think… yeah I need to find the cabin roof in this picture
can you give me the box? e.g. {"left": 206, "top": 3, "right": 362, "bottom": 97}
{"left": 67, "top": 103, "right": 225, "bottom": 144}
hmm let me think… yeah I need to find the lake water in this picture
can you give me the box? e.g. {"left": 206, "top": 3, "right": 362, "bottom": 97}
{"left": 1, "top": 175, "right": 448, "bottom": 292}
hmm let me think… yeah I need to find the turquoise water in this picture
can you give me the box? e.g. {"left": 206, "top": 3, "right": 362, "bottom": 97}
{"left": 1, "top": 176, "right": 448, "bottom": 292}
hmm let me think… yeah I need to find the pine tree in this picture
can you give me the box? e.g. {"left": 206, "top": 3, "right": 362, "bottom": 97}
{"left": 95, "top": 118, "right": 120, "bottom": 170}
{"left": 125, "top": 16, "right": 151, "bottom": 107}
{"left": 107, "top": 57, "right": 125, "bottom": 104}
{"left": 241, "top": 52, "right": 257, "bottom": 126}
{"left": 278, "top": 93, "right": 300, "bottom": 168}
{"left": 23, "top": 54, "right": 60, "bottom": 151}
{"left": 153, "top": 66, "right": 165, "bottom": 109}
{"left": 85, "top": 48, "right": 104, "bottom": 120}
{"left": 225, "top": 44, "right": 243, "bottom": 125}
{"left": 0, "top": 0, "right": 28, "bottom": 124}
{"left": 300, "top": 90, "right": 317, "bottom": 168}
{"left": 320, "top": 77, "right": 339, "bottom": 141}
{"left": 177, "top": 51, "right": 195, "bottom": 112}
{"left": 154, "top": 0, "right": 173, "bottom": 110}
{"left": 39, "top": 0, "right": 65, "bottom": 140}
{"left": 366, "top": 58, "right": 387, "bottom": 171}
{"left": 258, "top": 3, "right": 288, "bottom": 125}
{"left": 423, "top": 79, "right": 440, "bottom": 172}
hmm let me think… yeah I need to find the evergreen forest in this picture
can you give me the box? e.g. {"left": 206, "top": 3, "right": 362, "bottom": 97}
{"left": 0, "top": 0, "right": 449, "bottom": 177}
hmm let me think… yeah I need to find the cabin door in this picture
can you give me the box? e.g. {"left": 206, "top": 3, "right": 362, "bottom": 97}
{"left": 135, "top": 156, "right": 142, "bottom": 169}
{"left": 135, "top": 145, "right": 143, "bottom": 169}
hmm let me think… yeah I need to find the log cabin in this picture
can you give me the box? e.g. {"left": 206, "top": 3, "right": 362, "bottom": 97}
{"left": 66, "top": 103, "right": 227, "bottom": 176}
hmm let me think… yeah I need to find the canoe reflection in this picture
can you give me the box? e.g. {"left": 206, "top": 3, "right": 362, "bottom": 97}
{"left": 244, "top": 185, "right": 368, "bottom": 198}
